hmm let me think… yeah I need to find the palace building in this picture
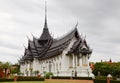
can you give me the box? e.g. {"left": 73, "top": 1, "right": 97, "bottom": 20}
{"left": 19, "top": 3, "right": 94, "bottom": 77}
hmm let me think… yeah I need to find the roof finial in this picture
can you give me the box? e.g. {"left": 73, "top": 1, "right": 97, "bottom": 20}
{"left": 31, "top": 33, "right": 34, "bottom": 37}
{"left": 26, "top": 35, "right": 29, "bottom": 40}
{"left": 23, "top": 44, "right": 25, "bottom": 48}
{"left": 75, "top": 21, "right": 78, "bottom": 28}
{"left": 23, "top": 44, "right": 27, "bottom": 49}
{"left": 84, "top": 35, "right": 86, "bottom": 39}
{"left": 44, "top": 0, "right": 48, "bottom": 29}
{"left": 26, "top": 35, "right": 31, "bottom": 42}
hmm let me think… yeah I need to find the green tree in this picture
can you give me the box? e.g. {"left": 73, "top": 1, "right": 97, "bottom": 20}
{"left": 93, "top": 62, "right": 120, "bottom": 77}
{"left": 0, "top": 62, "right": 11, "bottom": 78}
{"left": 2, "top": 62, "right": 11, "bottom": 69}
{"left": 11, "top": 68, "right": 20, "bottom": 74}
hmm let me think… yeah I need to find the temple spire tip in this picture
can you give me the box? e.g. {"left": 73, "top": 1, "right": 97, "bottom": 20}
{"left": 44, "top": 0, "right": 48, "bottom": 29}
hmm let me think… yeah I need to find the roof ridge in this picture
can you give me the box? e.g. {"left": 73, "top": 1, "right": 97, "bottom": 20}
{"left": 56, "top": 27, "right": 78, "bottom": 41}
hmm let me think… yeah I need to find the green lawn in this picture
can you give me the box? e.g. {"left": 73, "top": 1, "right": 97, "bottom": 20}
{"left": 0, "top": 81, "right": 92, "bottom": 83}
{"left": 0, "top": 82, "right": 77, "bottom": 83}
{"left": 0, "top": 82, "right": 43, "bottom": 83}
{"left": 0, "top": 82, "right": 78, "bottom": 83}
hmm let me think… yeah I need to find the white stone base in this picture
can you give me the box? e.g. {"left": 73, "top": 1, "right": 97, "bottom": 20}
{"left": 52, "top": 66, "right": 94, "bottom": 78}
{"left": 76, "top": 66, "right": 94, "bottom": 77}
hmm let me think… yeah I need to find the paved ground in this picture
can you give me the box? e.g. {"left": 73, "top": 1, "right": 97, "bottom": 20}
{"left": 46, "top": 79, "right": 94, "bottom": 83}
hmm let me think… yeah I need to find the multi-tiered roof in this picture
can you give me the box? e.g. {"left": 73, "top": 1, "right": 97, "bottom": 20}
{"left": 19, "top": 3, "right": 92, "bottom": 64}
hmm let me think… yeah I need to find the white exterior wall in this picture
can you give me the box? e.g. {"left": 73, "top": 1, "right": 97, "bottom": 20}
{"left": 21, "top": 62, "right": 27, "bottom": 76}
{"left": 58, "top": 36, "right": 76, "bottom": 76}
{"left": 20, "top": 64, "right": 26, "bottom": 74}
{"left": 20, "top": 36, "right": 94, "bottom": 77}
{"left": 33, "top": 58, "right": 40, "bottom": 71}
{"left": 61, "top": 37, "right": 76, "bottom": 69}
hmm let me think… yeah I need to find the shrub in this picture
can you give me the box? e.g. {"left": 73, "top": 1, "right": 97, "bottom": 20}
{"left": 52, "top": 76, "right": 70, "bottom": 79}
{"left": 73, "top": 77, "right": 92, "bottom": 80}
{"left": 51, "top": 76, "right": 92, "bottom": 80}
{"left": 94, "top": 79, "right": 120, "bottom": 83}
{"left": 111, "top": 80, "right": 120, "bottom": 83}
{"left": 0, "top": 78, "right": 14, "bottom": 82}
{"left": 93, "top": 79, "right": 107, "bottom": 83}
{"left": 95, "top": 76, "right": 107, "bottom": 79}
{"left": 45, "top": 72, "right": 53, "bottom": 79}
{"left": 34, "top": 70, "right": 39, "bottom": 76}
{"left": 17, "top": 76, "right": 44, "bottom": 81}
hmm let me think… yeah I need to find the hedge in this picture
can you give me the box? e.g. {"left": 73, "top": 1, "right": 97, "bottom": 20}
{"left": 52, "top": 76, "right": 70, "bottom": 79}
{"left": 51, "top": 76, "right": 92, "bottom": 80}
{"left": 0, "top": 78, "right": 14, "bottom": 82}
{"left": 0, "top": 76, "right": 44, "bottom": 82}
{"left": 111, "top": 80, "right": 120, "bottom": 83}
{"left": 95, "top": 76, "right": 107, "bottom": 79}
{"left": 93, "top": 79, "right": 107, "bottom": 83}
{"left": 94, "top": 79, "right": 120, "bottom": 83}
{"left": 72, "top": 77, "right": 92, "bottom": 80}
{"left": 17, "top": 76, "right": 44, "bottom": 81}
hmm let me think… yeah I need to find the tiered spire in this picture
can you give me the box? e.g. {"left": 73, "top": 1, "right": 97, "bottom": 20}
{"left": 39, "top": 1, "right": 52, "bottom": 41}
{"left": 44, "top": 0, "right": 48, "bottom": 29}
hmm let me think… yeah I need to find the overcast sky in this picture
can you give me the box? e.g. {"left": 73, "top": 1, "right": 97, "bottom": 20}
{"left": 0, "top": 0, "right": 120, "bottom": 64}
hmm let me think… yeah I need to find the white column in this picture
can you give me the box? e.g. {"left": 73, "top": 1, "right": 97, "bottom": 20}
{"left": 69, "top": 56, "right": 71, "bottom": 67}
{"left": 72, "top": 54, "right": 75, "bottom": 68}
{"left": 79, "top": 54, "right": 82, "bottom": 67}
{"left": 28, "top": 62, "right": 30, "bottom": 71}
{"left": 77, "top": 56, "right": 79, "bottom": 66}
{"left": 86, "top": 54, "right": 89, "bottom": 66}
{"left": 53, "top": 63, "right": 55, "bottom": 71}
{"left": 27, "top": 62, "right": 29, "bottom": 71}
{"left": 46, "top": 61, "right": 48, "bottom": 71}
{"left": 41, "top": 63, "right": 43, "bottom": 72}
{"left": 54, "top": 62, "right": 56, "bottom": 71}
{"left": 51, "top": 63, "right": 53, "bottom": 72}
{"left": 76, "top": 55, "right": 78, "bottom": 67}
{"left": 28, "top": 61, "right": 31, "bottom": 76}
{"left": 82, "top": 55, "right": 85, "bottom": 66}
{"left": 33, "top": 58, "right": 36, "bottom": 71}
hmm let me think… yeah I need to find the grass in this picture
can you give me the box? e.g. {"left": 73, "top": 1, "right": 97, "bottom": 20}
{"left": 0, "top": 82, "right": 42, "bottom": 83}
{"left": 0, "top": 82, "right": 75, "bottom": 83}
{"left": 0, "top": 82, "right": 91, "bottom": 83}
{"left": 0, "top": 81, "right": 93, "bottom": 83}
{"left": 0, "top": 79, "right": 93, "bottom": 83}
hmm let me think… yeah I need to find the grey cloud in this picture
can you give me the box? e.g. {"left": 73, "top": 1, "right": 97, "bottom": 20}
{"left": 0, "top": 0, "right": 120, "bottom": 63}
{"left": 0, "top": 41, "right": 22, "bottom": 50}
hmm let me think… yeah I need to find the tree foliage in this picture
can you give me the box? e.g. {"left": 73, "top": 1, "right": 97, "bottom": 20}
{"left": 93, "top": 62, "right": 120, "bottom": 77}
{"left": 11, "top": 67, "right": 20, "bottom": 74}
{"left": 0, "top": 62, "right": 11, "bottom": 69}
{"left": 0, "top": 61, "right": 20, "bottom": 75}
